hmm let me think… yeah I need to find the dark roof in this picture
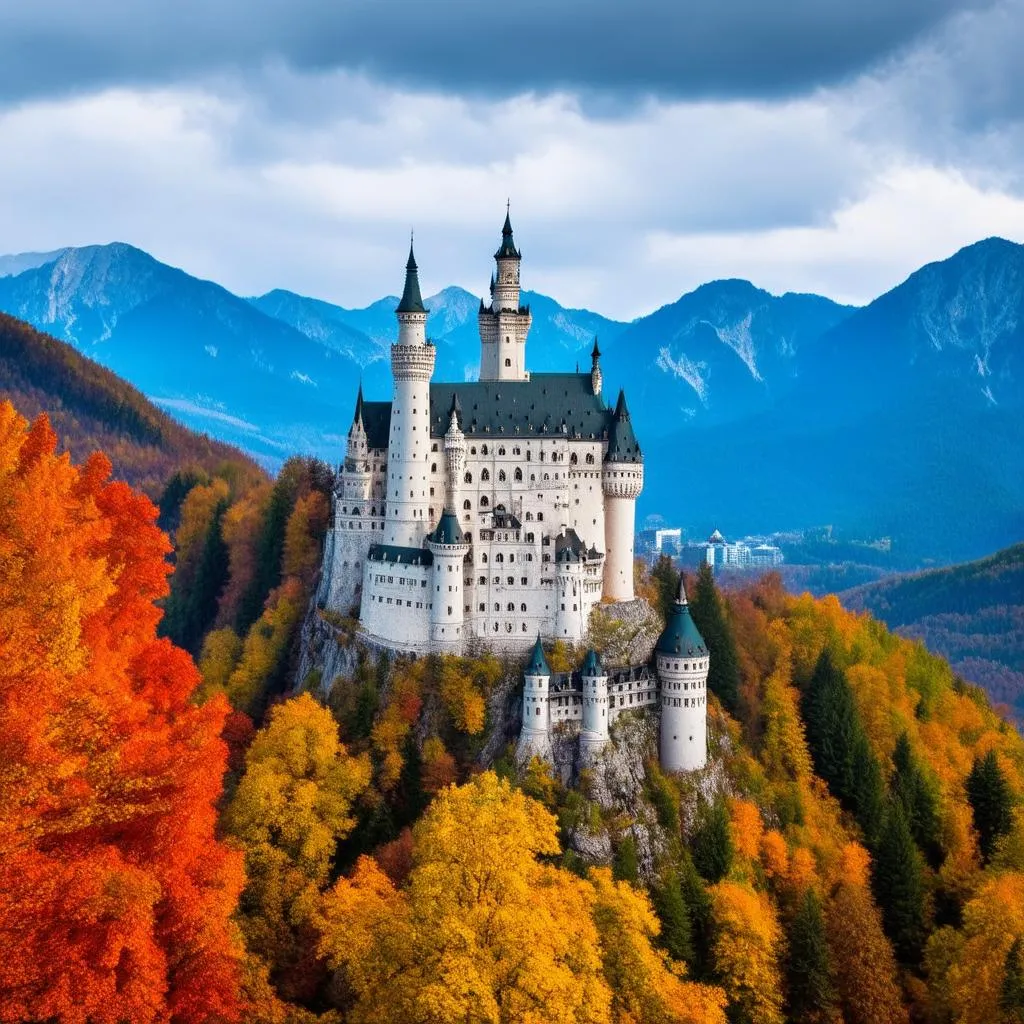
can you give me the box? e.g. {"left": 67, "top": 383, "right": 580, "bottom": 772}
{"left": 396, "top": 240, "right": 427, "bottom": 314}
{"left": 591, "top": 337, "right": 601, "bottom": 360}
{"left": 362, "top": 400, "right": 393, "bottom": 449}
{"left": 495, "top": 209, "right": 520, "bottom": 260}
{"left": 555, "top": 527, "right": 589, "bottom": 564}
{"left": 427, "top": 509, "right": 465, "bottom": 546}
{"left": 351, "top": 382, "right": 365, "bottom": 428}
{"left": 367, "top": 543, "right": 433, "bottom": 566}
{"left": 655, "top": 574, "right": 707, "bottom": 656}
{"left": 526, "top": 635, "right": 550, "bottom": 676}
{"left": 605, "top": 389, "right": 643, "bottom": 464}
{"left": 428, "top": 373, "right": 614, "bottom": 440}
{"left": 582, "top": 648, "right": 603, "bottom": 677}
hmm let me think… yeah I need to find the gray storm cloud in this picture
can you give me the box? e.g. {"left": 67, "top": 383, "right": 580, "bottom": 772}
{"left": 0, "top": 0, "right": 988, "bottom": 104}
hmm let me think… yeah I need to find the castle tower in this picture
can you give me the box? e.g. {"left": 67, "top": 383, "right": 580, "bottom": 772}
{"left": 602, "top": 389, "right": 644, "bottom": 601}
{"left": 579, "top": 647, "right": 610, "bottom": 756}
{"left": 443, "top": 393, "right": 466, "bottom": 512}
{"left": 340, "top": 383, "right": 372, "bottom": 504}
{"left": 590, "top": 338, "right": 603, "bottom": 397}
{"left": 554, "top": 542, "right": 588, "bottom": 641}
{"left": 426, "top": 508, "right": 470, "bottom": 652}
{"left": 479, "top": 206, "right": 532, "bottom": 381}
{"left": 518, "top": 635, "right": 553, "bottom": 760}
{"left": 384, "top": 239, "right": 436, "bottom": 548}
{"left": 656, "top": 574, "right": 709, "bottom": 772}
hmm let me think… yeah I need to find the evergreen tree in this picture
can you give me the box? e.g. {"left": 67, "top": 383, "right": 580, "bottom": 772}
{"left": 1001, "top": 937, "right": 1024, "bottom": 1024}
{"left": 613, "top": 833, "right": 639, "bottom": 885}
{"left": 692, "top": 796, "right": 734, "bottom": 883}
{"left": 689, "top": 562, "right": 741, "bottom": 714}
{"left": 872, "top": 800, "right": 927, "bottom": 965}
{"left": 677, "top": 852, "right": 715, "bottom": 981}
{"left": 786, "top": 889, "right": 837, "bottom": 1024}
{"left": 650, "top": 554, "right": 679, "bottom": 620}
{"left": 891, "top": 731, "right": 944, "bottom": 868}
{"left": 851, "top": 731, "right": 886, "bottom": 847}
{"left": 650, "top": 869, "right": 694, "bottom": 965}
{"left": 967, "top": 750, "right": 1015, "bottom": 865}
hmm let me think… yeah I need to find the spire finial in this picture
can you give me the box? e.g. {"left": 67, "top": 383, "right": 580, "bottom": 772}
{"left": 397, "top": 234, "right": 425, "bottom": 313}
{"left": 592, "top": 336, "right": 601, "bottom": 361}
{"left": 677, "top": 572, "right": 688, "bottom": 606}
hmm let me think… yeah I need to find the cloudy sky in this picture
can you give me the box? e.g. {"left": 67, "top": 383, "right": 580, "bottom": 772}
{"left": 1, "top": 0, "right": 1023, "bottom": 319}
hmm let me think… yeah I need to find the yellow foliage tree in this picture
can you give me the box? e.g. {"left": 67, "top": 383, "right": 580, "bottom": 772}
{"left": 438, "top": 656, "right": 487, "bottom": 734}
{"left": 197, "top": 625, "right": 243, "bottom": 701}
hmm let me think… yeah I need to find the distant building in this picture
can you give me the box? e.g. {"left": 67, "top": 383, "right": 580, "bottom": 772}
{"left": 654, "top": 528, "right": 682, "bottom": 554}
{"left": 704, "top": 529, "right": 783, "bottom": 570}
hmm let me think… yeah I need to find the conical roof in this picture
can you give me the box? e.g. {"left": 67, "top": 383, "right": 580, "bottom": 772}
{"left": 581, "top": 648, "right": 603, "bottom": 677}
{"left": 591, "top": 337, "right": 601, "bottom": 360}
{"left": 495, "top": 206, "right": 521, "bottom": 260}
{"left": 351, "top": 381, "right": 365, "bottom": 429}
{"left": 396, "top": 238, "right": 426, "bottom": 314}
{"left": 604, "top": 389, "right": 643, "bottom": 463}
{"left": 525, "top": 634, "right": 550, "bottom": 676}
{"left": 655, "top": 574, "right": 707, "bottom": 656}
{"left": 427, "top": 508, "right": 465, "bottom": 546}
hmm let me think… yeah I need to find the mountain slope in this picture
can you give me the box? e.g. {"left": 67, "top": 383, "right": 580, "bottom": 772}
{"left": 0, "top": 243, "right": 368, "bottom": 464}
{"left": 0, "top": 311, "right": 263, "bottom": 496}
{"left": 602, "top": 279, "right": 855, "bottom": 437}
{"left": 841, "top": 543, "right": 1024, "bottom": 718}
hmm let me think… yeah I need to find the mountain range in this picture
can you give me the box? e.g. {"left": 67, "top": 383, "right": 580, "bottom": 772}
{"left": 1, "top": 237, "right": 1022, "bottom": 564}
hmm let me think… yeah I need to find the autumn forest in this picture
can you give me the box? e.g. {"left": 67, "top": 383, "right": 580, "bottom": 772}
{"left": 2, "top": 396, "right": 1024, "bottom": 1024}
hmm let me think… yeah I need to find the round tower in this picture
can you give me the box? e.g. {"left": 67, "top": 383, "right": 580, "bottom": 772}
{"left": 518, "top": 635, "right": 553, "bottom": 761}
{"left": 579, "top": 647, "right": 610, "bottom": 755}
{"left": 443, "top": 393, "right": 466, "bottom": 511}
{"left": 554, "top": 543, "right": 588, "bottom": 642}
{"left": 590, "top": 337, "right": 603, "bottom": 397}
{"left": 656, "top": 574, "right": 709, "bottom": 772}
{"left": 602, "top": 389, "right": 644, "bottom": 601}
{"left": 479, "top": 206, "right": 531, "bottom": 381}
{"left": 426, "top": 508, "right": 470, "bottom": 653}
{"left": 384, "top": 238, "right": 436, "bottom": 548}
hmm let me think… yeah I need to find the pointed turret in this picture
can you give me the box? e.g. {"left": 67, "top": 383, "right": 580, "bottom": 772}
{"left": 590, "top": 336, "right": 603, "bottom": 396}
{"left": 448, "top": 391, "right": 462, "bottom": 428}
{"left": 582, "top": 648, "right": 603, "bottom": 677}
{"left": 495, "top": 204, "right": 521, "bottom": 260}
{"left": 351, "top": 381, "right": 365, "bottom": 429}
{"left": 656, "top": 573, "right": 707, "bottom": 656}
{"left": 592, "top": 337, "right": 601, "bottom": 360}
{"left": 605, "top": 389, "right": 642, "bottom": 463}
{"left": 396, "top": 237, "right": 426, "bottom": 314}
{"left": 526, "top": 634, "right": 551, "bottom": 676}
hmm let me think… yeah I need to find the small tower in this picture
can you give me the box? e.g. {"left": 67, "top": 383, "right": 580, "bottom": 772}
{"left": 579, "top": 648, "right": 610, "bottom": 756}
{"left": 656, "top": 574, "right": 709, "bottom": 772}
{"left": 340, "top": 383, "right": 372, "bottom": 504}
{"left": 479, "top": 205, "right": 532, "bottom": 381}
{"left": 426, "top": 508, "right": 470, "bottom": 653}
{"left": 590, "top": 337, "right": 603, "bottom": 397}
{"left": 443, "top": 393, "right": 466, "bottom": 512}
{"left": 384, "top": 237, "right": 436, "bottom": 548}
{"left": 602, "top": 389, "right": 644, "bottom": 601}
{"left": 518, "top": 635, "right": 553, "bottom": 761}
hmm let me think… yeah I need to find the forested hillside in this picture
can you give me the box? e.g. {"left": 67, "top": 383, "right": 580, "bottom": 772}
{"left": 3, "top": 404, "right": 1024, "bottom": 1024}
{"left": 843, "top": 544, "right": 1024, "bottom": 720}
{"left": 0, "top": 311, "right": 263, "bottom": 496}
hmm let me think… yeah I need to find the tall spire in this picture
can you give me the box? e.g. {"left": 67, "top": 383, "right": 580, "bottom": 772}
{"left": 351, "top": 380, "right": 365, "bottom": 428}
{"left": 495, "top": 204, "right": 520, "bottom": 259}
{"left": 397, "top": 234, "right": 426, "bottom": 314}
{"left": 591, "top": 336, "right": 601, "bottom": 361}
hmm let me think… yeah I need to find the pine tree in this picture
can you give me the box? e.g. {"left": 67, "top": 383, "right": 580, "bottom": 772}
{"left": 650, "top": 554, "right": 679, "bottom": 620}
{"left": 650, "top": 869, "right": 694, "bottom": 965}
{"left": 689, "top": 562, "right": 741, "bottom": 714}
{"left": 692, "top": 796, "right": 734, "bottom": 884}
{"left": 1001, "top": 937, "right": 1024, "bottom": 1024}
{"left": 871, "top": 800, "right": 927, "bottom": 965}
{"left": 967, "top": 750, "right": 1015, "bottom": 865}
{"left": 891, "top": 732, "right": 944, "bottom": 868}
{"left": 786, "top": 889, "right": 838, "bottom": 1024}
{"left": 677, "top": 851, "right": 716, "bottom": 981}
{"left": 851, "top": 731, "right": 886, "bottom": 847}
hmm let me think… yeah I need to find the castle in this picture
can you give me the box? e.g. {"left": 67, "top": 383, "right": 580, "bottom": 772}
{"left": 517, "top": 575, "right": 710, "bottom": 772}
{"left": 318, "top": 210, "right": 643, "bottom": 654}
{"left": 317, "top": 210, "right": 709, "bottom": 772}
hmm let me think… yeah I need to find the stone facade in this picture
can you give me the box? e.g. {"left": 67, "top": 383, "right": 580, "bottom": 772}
{"left": 319, "top": 211, "right": 644, "bottom": 655}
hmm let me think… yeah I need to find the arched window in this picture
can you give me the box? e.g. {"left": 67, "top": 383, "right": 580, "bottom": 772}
{"left": 498, "top": 470, "right": 506, "bottom": 482}
{"left": 494, "top": 603, "right": 500, "bottom": 612}
{"left": 526, "top": 532, "right": 534, "bottom": 543}
{"left": 496, "top": 553, "right": 504, "bottom": 563}
{"left": 522, "top": 623, "right": 528, "bottom": 632}
{"left": 498, "top": 447, "right": 506, "bottom": 456}
{"left": 508, "top": 577, "right": 515, "bottom": 586}
{"left": 525, "top": 511, "right": 533, "bottom": 521}
{"left": 507, "top": 602, "right": 515, "bottom": 612}
{"left": 513, "top": 447, "right": 521, "bottom": 455}
{"left": 570, "top": 453, "right": 578, "bottom": 465}
{"left": 482, "top": 553, "right": 488, "bottom": 564}
{"left": 431, "top": 463, "right": 437, "bottom": 473}
{"left": 521, "top": 603, "right": 527, "bottom": 612}
{"left": 470, "top": 446, "right": 477, "bottom": 455}
{"left": 480, "top": 496, "right": 489, "bottom": 508}
{"left": 509, "top": 554, "right": 515, "bottom": 563}
{"left": 463, "top": 499, "right": 472, "bottom": 510}
{"left": 586, "top": 453, "right": 595, "bottom": 465}
{"left": 514, "top": 468, "right": 523, "bottom": 482}
{"left": 536, "top": 512, "right": 544, "bottom": 521}
{"left": 481, "top": 444, "right": 489, "bottom": 456}
{"left": 464, "top": 471, "right": 473, "bottom": 484}
{"left": 481, "top": 468, "right": 490, "bottom": 481}
{"left": 526, "top": 451, "right": 532, "bottom": 461}
{"left": 505, "top": 358, "right": 511, "bottom": 367}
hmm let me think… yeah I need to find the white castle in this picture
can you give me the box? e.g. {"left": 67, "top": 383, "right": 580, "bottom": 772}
{"left": 319, "top": 210, "right": 643, "bottom": 654}
{"left": 517, "top": 576, "right": 709, "bottom": 772}
{"left": 317, "top": 211, "right": 709, "bottom": 771}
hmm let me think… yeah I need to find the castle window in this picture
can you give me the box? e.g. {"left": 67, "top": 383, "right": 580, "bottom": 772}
{"left": 481, "top": 469, "right": 490, "bottom": 482}
{"left": 431, "top": 463, "right": 437, "bottom": 473}
{"left": 527, "top": 554, "right": 533, "bottom": 562}
{"left": 513, "top": 447, "right": 521, "bottom": 455}
{"left": 481, "top": 444, "right": 489, "bottom": 455}
{"left": 494, "top": 603, "right": 500, "bottom": 612}
{"left": 522, "top": 577, "right": 528, "bottom": 585}
{"left": 479, "top": 603, "right": 486, "bottom": 611}
{"left": 480, "top": 496, "right": 489, "bottom": 508}
{"left": 507, "top": 602, "right": 515, "bottom": 612}
{"left": 586, "top": 453, "right": 594, "bottom": 465}
{"left": 525, "top": 512, "right": 533, "bottom": 521}
{"left": 521, "top": 603, "right": 527, "bottom": 612}
{"left": 570, "top": 453, "right": 578, "bottom": 465}
{"left": 496, "top": 553, "right": 504, "bottom": 563}
{"left": 470, "top": 447, "right": 477, "bottom": 455}
{"left": 508, "top": 576, "right": 514, "bottom": 585}
{"left": 514, "top": 468, "right": 523, "bottom": 482}
{"left": 464, "top": 499, "right": 472, "bottom": 510}
{"left": 464, "top": 472, "right": 473, "bottom": 484}
{"left": 498, "top": 470, "right": 506, "bottom": 482}
{"left": 537, "top": 512, "right": 544, "bottom": 522}
{"left": 526, "top": 451, "right": 532, "bottom": 461}
{"left": 536, "top": 707, "right": 541, "bottom": 716}
{"left": 509, "top": 554, "right": 515, "bottom": 563}
{"left": 505, "top": 358, "right": 511, "bottom": 367}
{"left": 498, "top": 447, "right": 506, "bottom": 456}
{"left": 432, "top": 443, "right": 438, "bottom": 452}
{"left": 522, "top": 623, "right": 528, "bottom": 632}
{"left": 482, "top": 553, "right": 488, "bottom": 564}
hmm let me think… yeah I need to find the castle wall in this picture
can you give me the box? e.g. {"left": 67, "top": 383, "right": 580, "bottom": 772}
{"left": 359, "top": 558, "right": 433, "bottom": 653}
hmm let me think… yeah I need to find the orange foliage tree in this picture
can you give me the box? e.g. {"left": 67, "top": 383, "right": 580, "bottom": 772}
{"left": 0, "top": 406, "right": 244, "bottom": 1023}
